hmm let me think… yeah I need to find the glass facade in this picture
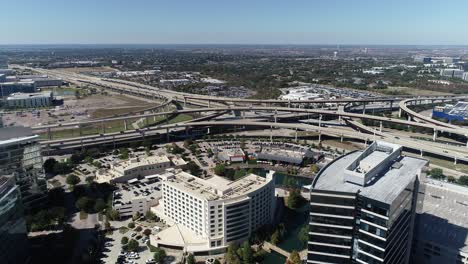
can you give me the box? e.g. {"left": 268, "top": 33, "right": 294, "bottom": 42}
{"left": 0, "top": 135, "right": 47, "bottom": 211}
{"left": 0, "top": 176, "right": 30, "bottom": 264}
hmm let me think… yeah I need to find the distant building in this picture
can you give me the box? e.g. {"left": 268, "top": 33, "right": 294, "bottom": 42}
{"left": 411, "top": 178, "right": 468, "bottom": 264}
{"left": 0, "top": 69, "right": 13, "bottom": 76}
{"left": 6, "top": 91, "right": 53, "bottom": 109}
{"left": 0, "top": 176, "right": 30, "bottom": 264}
{"left": 256, "top": 143, "right": 317, "bottom": 165}
{"left": 0, "top": 81, "right": 36, "bottom": 97}
{"left": 414, "top": 56, "right": 432, "bottom": 63}
{"left": 308, "top": 141, "right": 427, "bottom": 264}
{"left": 0, "top": 55, "right": 7, "bottom": 68}
{"left": 463, "top": 72, "right": 468, "bottom": 81}
{"left": 0, "top": 127, "right": 47, "bottom": 211}
{"left": 151, "top": 170, "right": 275, "bottom": 254}
{"left": 440, "top": 69, "right": 465, "bottom": 79}
{"left": 16, "top": 75, "right": 63, "bottom": 87}
{"left": 432, "top": 102, "right": 468, "bottom": 122}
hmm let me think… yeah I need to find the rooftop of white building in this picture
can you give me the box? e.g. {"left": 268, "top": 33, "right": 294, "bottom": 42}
{"left": 164, "top": 171, "right": 272, "bottom": 201}
{"left": 112, "top": 155, "right": 170, "bottom": 172}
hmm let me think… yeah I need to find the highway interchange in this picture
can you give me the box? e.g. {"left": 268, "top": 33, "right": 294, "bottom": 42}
{"left": 14, "top": 65, "right": 468, "bottom": 165}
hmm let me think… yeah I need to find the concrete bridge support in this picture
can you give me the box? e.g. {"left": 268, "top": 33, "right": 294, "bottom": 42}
{"left": 47, "top": 127, "right": 52, "bottom": 140}
{"left": 362, "top": 103, "right": 366, "bottom": 115}
{"left": 379, "top": 121, "right": 383, "bottom": 132}
{"left": 270, "top": 126, "right": 273, "bottom": 142}
{"left": 124, "top": 120, "right": 128, "bottom": 131}
{"left": 433, "top": 130, "right": 438, "bottom": 141}
{"left": 295, "top": 128, "right": 298, "bottom": 142}
{"left": 166, "top": 128, "right": 170, "bottom": 142}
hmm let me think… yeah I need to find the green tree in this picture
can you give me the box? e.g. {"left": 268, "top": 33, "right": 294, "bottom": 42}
{"left": 94, "top": 198, "right": 106, "bottom": 212}
{"left": 66, "top": 174, "right": 81, "bottom": 186}
{"left": 310, "top": 164, "right": 319, "bottom": 174}
{"left": 128, "top": 222, "right": 135, "bottom": 229}
{"left": 43, "top": 158, "right": 58, "bottom": 174}
{"left": 429, "top": 168, "right": 445, "bottom": 179}
{"left": 270, "top": 230, "right": 281, "bottom": 245}
{"left": 458, "top": 175, "right": 468, "bottom": 186}
{"left": 298, "top": 225, "right": 308, "bottom": 248}
{"left": 234, "top": 169, "right": 247, "bottom": 180}
{"left": 214, "top": 164, "right": 226, "bottom": 176}
{"left": 127, "top": 239, "right": 139, "bottom": 252}
{"left": 226, "top": 244, "right": 241, "bottom": 264}
{"left": 153, "top": 248, "right": 166, "bottom": 264}
{"left": 121, "top": 236, "right": 129, "bottom": 245}
{"left": 186, "top": 253, "right": 195, "bottom": 264}
{"left": 287, "top": 189, "right": 305, "bottom": 209}
{"left": 107, "top": 209, "right": 120, "bottom": 221}
{"left": 241, "top": 241, "right": 253, "bottom": 264}
{"left": 85, "top": 176, "right": 95, "bottom": 185}
{"left": 143, "top": 229, "right": 152, "bottom": 236}
{"left": 145, "top": 210, "right": 157, "bottom": 222}
{"left": 75, "top": 197, "right": 93, "bottom": 212}
{"left": 286, "top": 251, "right": 301, "bottom": 264}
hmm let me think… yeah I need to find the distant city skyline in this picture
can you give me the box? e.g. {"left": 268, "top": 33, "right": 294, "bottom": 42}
{"left": 1, "top": 0, "right": 468, "bottom": 45}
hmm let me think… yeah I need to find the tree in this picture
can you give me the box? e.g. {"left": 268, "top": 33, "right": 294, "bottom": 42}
{"left": 127, "top": 239, "right": 139, "bottom": 252}
{"left": 213, "top": 259, "right": 221, "bottom": 264}
{"left": 429, "top": 168, "right": 444, "bottom": 179}
{"left": 298, "top": 225, "right": 308, "bottom": 248}
{"left": 128, "top": 222, "right": 135, "bottom": 229}
{"left": 270, "top": 230, "right": 281, "bottom": 245}
{"left": 241, "top": 241, "right": 253, "bottom": 264}
{"left": 135, "top": 226, "right": 142, "bottom": 232}
{"left": 75, "top": 197, "right": 93, "bottom": 212}
{"left": 107, "top": 209, "right": 120, "bottom": 221}
{"left": 214, "top": 164, "right": 226, "bottom": 176}
{"left": 153, "top": 248, "right": 166, "bottom": 264}
{"left": 286, "top": 251, "right": 301, "bottom": 264}
{"left": 143, "top": 229, "right": 152, "bottom": 236}
{"left": 54, "top": 161, "right": 72, "bottom": 175}
{"left": 186, "top": 253, "right": 195, "bottom": 264}
{"left": 145, "top": 210, "right": 158, "bottom": 222}
{"left": 94, "top": 198, "right": 106, "bottom": 213}
{"left": 458, "top": 175, "right": 468, "bottom": 186}
{"left": 287, "top": 189, "right": 306, "bottom": 209}
{"left": 44, "top": 158, "right": 58, "bottom": 174}
{"left": 66, "top": 174, "right": 81, "bottom": 186}
{"left": 186, "top": 161, "right": 202, "bottom": 176}
{"left": 121, "top": 236, "right": 129, "bottom": 245}
{"left": 310, "top": 164, "right": 319, "bottom": 174}
{"left": 226, "top": 244, "right": 241, "bottom": 264}
{"left": 234, "top": 169, "right": 247, "bottom": 180}
{"left": 85, "top": 176, "right": 95, "bottom": 185}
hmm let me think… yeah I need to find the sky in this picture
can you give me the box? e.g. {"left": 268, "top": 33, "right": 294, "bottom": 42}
{"left": 1, "top": 0, "right": 467, "bottom": 45}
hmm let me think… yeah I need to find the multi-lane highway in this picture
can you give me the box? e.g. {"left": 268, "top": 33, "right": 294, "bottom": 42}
{"left": 17, "top": 66, "right": 468, "bottom": 164}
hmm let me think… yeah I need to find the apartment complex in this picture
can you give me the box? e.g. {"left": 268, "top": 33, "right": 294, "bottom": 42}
{"left": 0, "top": 176, "right": 30, "bottom": 264}
{"left": 152, "top": 170, "right": 275, "bottom": 254}
{"left": 308, "top": 141, "right": 427, "bottom": 264}
{"left": 0, "top": 127, "right": 47, "bottom": 211}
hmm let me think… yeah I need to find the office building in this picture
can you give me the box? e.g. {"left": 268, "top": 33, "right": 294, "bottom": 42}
{"left": 151, "top": 170, "right": 275, "bottom": 254}
{"left": 0, "top": 81, "right": 37, "bottom": 97}
{"left": 0, "top": 127, "right": 47, "bottom": 211}
{"left": 215, "top": 147, "right": 245, "bottom": 163}
{"left": 411, "top": 178, "right": 468, "bottom": 264}
{"left": 440, "top": 69, "right": 465, "bottom": 79}
{"left": 6, "top": 91, "right": 53, "bottom": 109}
{"left": 96, "top": 155, "right": 172, "bottom": 183}
{"left": 308, "top": 141, "right": 427, "bottom": 264}
{"left": 15, "top": 75, "right": 63, "bottom": 87}
{"left": 463, "top": 72, "right": 468, "bottom": 81}
{"left": 0, "top": 176, "right": 30, "bottom": 264}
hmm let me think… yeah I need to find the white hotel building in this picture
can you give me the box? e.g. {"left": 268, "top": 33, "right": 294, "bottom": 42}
{"left": 151, "top": 170, "right": 275, "bottom": 254}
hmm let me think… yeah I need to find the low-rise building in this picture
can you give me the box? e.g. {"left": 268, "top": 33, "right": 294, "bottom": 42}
{"left": 215, "top": 147, "right": 245, "bottom": 163}
{"left": 112, "top": 179, "right": 162, "bottom": 218}
{"left": 5, "top": 91, "right": 53, "bottom": 108}
{"left": 96, "top": 155, "right": 180, "bottom": 183}
{"left": 151, "top": 170, "right": 276, "bottom": 254}
{"left": 256, "top": 142, "right": 316, "bottom": 165}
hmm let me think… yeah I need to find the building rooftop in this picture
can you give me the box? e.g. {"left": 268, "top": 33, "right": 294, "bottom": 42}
{"left": 112, "top": 155, "right": 170, "bottom": 172}
{"left": 164, "top": 171, "right": 272, "bottom": 202}
{"left": 113, "top": 179, "right": 162, "bottom": 208}
{"left": 0, "top": 127, "right": 36, "bottom": 142}
{"left": 6, "top": 91, "right": 52, "bottom": 100}
{"left": 416, "top": 179, "right": 468, "bottom": 252}
{"left": 314, "top": 150, "right": 427, "bottom": 204}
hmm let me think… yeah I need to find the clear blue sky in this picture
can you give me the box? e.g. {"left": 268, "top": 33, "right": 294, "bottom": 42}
{"left": 1, "top": 0, "right": 467, "bottom": 45}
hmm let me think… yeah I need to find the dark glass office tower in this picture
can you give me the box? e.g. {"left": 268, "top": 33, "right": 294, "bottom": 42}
{"left": 308, "top": 142, "right": 427, "bottom": 264}
{"left": 0, "top": 127, "right": 47, "bottom": 211}
{"left": 0, "top": 176, "right": 30, "bottom": 264}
